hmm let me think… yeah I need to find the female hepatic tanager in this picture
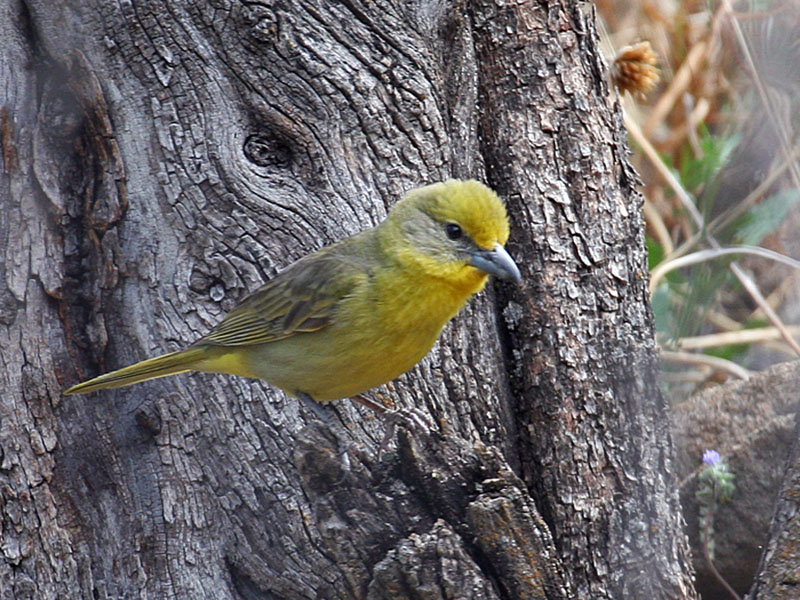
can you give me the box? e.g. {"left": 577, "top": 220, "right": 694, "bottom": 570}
{"left": 65, "top": 179, "right": 521, "bottom": 404}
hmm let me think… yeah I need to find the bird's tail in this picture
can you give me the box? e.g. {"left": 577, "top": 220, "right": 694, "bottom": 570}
{"left": 64, "top": 348, "right": 208, "bottom": 395}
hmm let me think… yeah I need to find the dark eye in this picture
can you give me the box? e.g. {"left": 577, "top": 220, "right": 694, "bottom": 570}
{"left": 445, "top": 223, "right": 463, "bottom": 240}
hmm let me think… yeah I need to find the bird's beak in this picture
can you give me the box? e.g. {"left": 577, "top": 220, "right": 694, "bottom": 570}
{"left": 469, "top": 243, "right": 522, "bottom": 283}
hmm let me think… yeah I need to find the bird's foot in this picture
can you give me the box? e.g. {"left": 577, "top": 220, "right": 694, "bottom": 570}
{"left": 378, "top": 406, "right": 437, "bottom": 458}
{"left": 298, "top": 393, "right": 352, "bottom": 470}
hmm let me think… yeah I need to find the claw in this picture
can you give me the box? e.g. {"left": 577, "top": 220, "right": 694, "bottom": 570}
{"left": 378, "top": 407, "right": 437, "bottom": 458}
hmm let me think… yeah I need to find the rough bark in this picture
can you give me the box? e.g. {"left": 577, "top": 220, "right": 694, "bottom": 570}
{"left": 1, "top": 1, "right": 694, "bottom": 599}
{"left": 748, "top": 408, "right": 800, "bottom": 600}
{"left": 470, "top": 2, "right": 696, "bottom": 598}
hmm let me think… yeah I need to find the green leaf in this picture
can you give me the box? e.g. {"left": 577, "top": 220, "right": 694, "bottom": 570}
{"left": 652, "top": 281, "right": 673, "bottom": 336}
{"left": 647, "top": 235, "right": 665, "bottom": 269}
{"left": 679, "top": 127, "right": 740, "bottom": 193}
{"left": 734, "top": 189, "right": 800, "bottom": 246}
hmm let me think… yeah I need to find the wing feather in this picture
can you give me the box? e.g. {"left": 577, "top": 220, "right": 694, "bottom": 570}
{"left": 197, "top": 245, "right": 369, "bottom": 347}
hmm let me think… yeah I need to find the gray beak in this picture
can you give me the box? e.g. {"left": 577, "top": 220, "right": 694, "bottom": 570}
{"left": 469, "top": 243, "right": 522, "bottom": 283}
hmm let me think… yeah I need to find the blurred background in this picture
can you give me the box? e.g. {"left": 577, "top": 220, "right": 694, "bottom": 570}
{"left": 598, "top": 0, "right": 800, "bottom": 399}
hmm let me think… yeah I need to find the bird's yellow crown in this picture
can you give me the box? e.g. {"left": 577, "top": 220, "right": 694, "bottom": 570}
{"left": 403, "top": 179, "right": 510, "bottom": 249}
{"left": 379, "top": 179, "right": 514, "bottom": 294}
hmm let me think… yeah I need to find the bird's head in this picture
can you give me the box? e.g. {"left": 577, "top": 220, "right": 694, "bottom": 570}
{"left": 385, "top": 179, "right": 521, "bottom": 290}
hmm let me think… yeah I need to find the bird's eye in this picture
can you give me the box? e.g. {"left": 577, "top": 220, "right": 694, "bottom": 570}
{"left": 445, "top": 223, "right": 463, "bottom": 240}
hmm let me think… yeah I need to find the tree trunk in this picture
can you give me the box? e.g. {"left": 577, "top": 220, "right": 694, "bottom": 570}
{"left": 748, "top": 408, "right": 800, "bottom": 600}
{"left": 1, "top": 1, "right": 695, "bottom": 598}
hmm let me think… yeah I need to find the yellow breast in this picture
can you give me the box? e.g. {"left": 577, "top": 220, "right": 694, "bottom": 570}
{"left": 239, "top": 264, "right": 487, "bottom": 402}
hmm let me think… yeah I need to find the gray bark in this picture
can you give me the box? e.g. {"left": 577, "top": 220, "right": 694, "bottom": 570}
{"left": 748, "top": 408, "right": 800, "bottom": 600}
{"left": 470, "top": 2, "right": 696, "bottom": 598}
{"left": 1, "top": 1, "right": 694, "bottom": 598}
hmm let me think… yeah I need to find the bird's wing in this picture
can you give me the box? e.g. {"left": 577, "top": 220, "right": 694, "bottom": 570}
{"left": 197, "top": 247, "right": 369, "bottom": 347}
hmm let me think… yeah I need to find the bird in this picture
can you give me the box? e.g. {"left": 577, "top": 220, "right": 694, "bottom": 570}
{"left": 64, "top": 179, "right": 521, "bottom": 408}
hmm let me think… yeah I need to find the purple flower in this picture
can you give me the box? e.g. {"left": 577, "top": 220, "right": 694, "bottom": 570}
{"left": 703, "top": 449, "right": 721, "bottom": 466}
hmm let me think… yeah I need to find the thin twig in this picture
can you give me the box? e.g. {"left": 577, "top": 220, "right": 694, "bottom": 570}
{"left": 644, "top": 40, "right": 709, "bottom": 136}
{"left": 730, "top": 261, "right": 800, "bottom": 356}
{"left": 660, "top": 350, "right": 752, "bottom": 380}
{"left": 707, "top": 144, "right": 800, "bottom": 238}
{"left": 643, "top": 199, "right": 674, "bottom": 255}
{"left": 625, "top": 112, "right": 704, "bottom": 227}
{"left": 649, "top": 245, "right": 800, "bottom": 293}
{"left": 678, "top": 325, "right": 800, "bottom": 350}
{"left": 703, "top": 500, "right": 742, "bottom": 600}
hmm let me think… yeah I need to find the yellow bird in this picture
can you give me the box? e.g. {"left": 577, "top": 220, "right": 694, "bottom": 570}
{"left": 64, "top": 179, "right": 521, "bottom": 404}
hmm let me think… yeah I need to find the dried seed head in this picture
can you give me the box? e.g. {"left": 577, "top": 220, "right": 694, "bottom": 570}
{"left": 612, "top": 41, "right": 660, "bottom": 100}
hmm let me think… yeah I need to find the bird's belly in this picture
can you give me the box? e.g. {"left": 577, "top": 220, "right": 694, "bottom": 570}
{"left": 240, "top": 322, "right": 440, "bottom": 402}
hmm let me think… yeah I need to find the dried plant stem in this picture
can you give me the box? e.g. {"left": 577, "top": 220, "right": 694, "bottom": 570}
{"left": 627, "top": 111, "right": 800, "bottom": 358}
{"left": 649, "top": 246, "right": 800, "bottom": 293}
{"left": 708, "top": 144, "right": 800, "bottom": 238}
{"left": 625, "top": 112, "right": 704, "bottom": 227}
{"left": 678, "top": 325, "right": 800, "bottom": 350}
{"left": 670, "top": 144, "right": 800, "bottom": 263}
{"left": 643, "top": 199, "right": 674, "bottom": 255}
{"left": 660, "top": 350, "right": 751, "bottom": 380}
{"left": 645, "top": 40, "right": 709, "bottom": 136}
{"left": 702, "top": 510, "right": 742, "bottom": 600}
{"left": 730, "top": 261, "right": 800, "bottom": 356}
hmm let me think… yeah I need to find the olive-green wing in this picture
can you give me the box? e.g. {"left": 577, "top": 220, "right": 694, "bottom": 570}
{"left": 197, "top": 249, "right": 368, "bottom": 347}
